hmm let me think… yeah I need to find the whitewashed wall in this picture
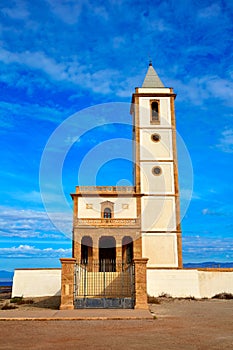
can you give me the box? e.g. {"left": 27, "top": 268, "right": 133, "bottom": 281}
{"left": 141, "top": 197, "right": 176, "bottom": 231}
{"left": 147, "top": 269, "right": 233, "bottom": 298}
{"left": 140, "top": 129, "right": 173, "bottom": 161}
{"left": 142, "top": 234, "right": 178, "bottom": 267}
{"left": 12, "top": 268, "right": 233, "bottom": 299}
{"left": 198, "top": 270, "right": 233, "bottom": 297}
{"left": 140, "top": 162, "right": 175, "bottom": 194}
{"left": 12, "top": 269, "right": 61, "bottom": 298}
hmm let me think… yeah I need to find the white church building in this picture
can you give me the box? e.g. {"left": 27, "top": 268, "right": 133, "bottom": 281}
{"left": 12, "top": 63, "right": 233, "bottom": 308}
{"left": 72, "top": 61, "right": 182, "bottom": 270}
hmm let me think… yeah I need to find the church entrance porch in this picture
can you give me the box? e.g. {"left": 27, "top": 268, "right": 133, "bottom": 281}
{"left": 78, "top": 234, "right": 136, "bottom": 273}
{"left": 74, "top": 260, "right": 135, "bottom": 309}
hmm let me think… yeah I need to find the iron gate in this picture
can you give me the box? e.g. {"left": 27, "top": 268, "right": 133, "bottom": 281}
{"left": 74, "top": 261, "right": 135, "bottom": 308}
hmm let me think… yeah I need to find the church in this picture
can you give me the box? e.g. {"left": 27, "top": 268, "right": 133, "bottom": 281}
{"left": 72, "top": 62, "right": 182, "bottom": 269}
{"left": 60, "top": 62, "right": 182, "bottom": 309}
{"left": 12, "top": 63, "right": 233, "bottom": 306}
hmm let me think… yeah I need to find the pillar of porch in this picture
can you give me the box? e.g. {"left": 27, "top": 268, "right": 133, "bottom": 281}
{"left": 133, "top": 258, "right": 148, "bottom": 309}
{"left": 116, "top": 238, "right": 122, "bottom": 272}
{"left": 92, "top": 237, "right": 99, "bottom": 271}
{"left": 133, "top": 236, "right": 142, "bottom": 259}
{"left": 60, "top": 258, "right": 76, "bottom": 310}
{"left": 92, "top": 247, "right": 98, "bottom": 261}
{"left": 73, "top": 240, "right": 81, "bottom": 261}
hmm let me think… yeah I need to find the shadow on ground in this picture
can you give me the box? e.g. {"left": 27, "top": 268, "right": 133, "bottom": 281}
{"left": 31, "top": 296, "right": 61, "bottom": 309}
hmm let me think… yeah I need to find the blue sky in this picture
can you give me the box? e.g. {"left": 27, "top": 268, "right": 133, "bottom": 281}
{"left": 0, "top": 0, "right": 233, "bottom": 272}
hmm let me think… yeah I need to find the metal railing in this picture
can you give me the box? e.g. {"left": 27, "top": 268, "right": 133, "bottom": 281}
{"left": 74, "top": 261, "right": 135, "bottom": 308}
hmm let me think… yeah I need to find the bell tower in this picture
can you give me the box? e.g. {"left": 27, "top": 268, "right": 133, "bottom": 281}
{"left": 131, "top": 62, "right": 182, "bottom": 268}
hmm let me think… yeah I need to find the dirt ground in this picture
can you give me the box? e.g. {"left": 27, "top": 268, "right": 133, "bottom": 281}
{"left": 0, "top": 287, "right": 61, "bottom": 311}
{"left": 0, "top": 289, "right": 233, "bottom": 350}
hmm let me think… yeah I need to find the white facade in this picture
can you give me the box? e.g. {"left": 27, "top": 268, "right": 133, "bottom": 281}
{"left": 78, "top": 196, "right": 137, "bottom": 219}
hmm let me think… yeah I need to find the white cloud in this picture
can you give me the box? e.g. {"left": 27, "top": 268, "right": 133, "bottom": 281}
{"left": 171, "top": 75, "right": 233, "bottom": 106}
{"left": 216, "top": 129, "right": 233, "bottom": 153}
{"left": 202, "top": 208, "right": 209, "bottom": 215}
{"left": 47, "top": 0, "right": 109, "bottom": 24}
{"left": 198, "top": 3, "right": 221, "bottom": 19}
{"left": 0, "top": 244, "right": 71, "bottom": 257}
{"left": 0, "top": 48, "right": 67, "bottom": 79}
{"left": 11, "top": 191, "right": 42, "bottom": 204}
{"left": 112, "top": 36, "right": 126, "bottom": 49}
{"left": 170, "top": 77, "right": 210, "bottom": 105}
{"left": 92, "top": 5, "right": 109, "bottom": 20}
{"left": 0, "top": 113, "right": 14, "bottom": 130}
{"left": 1, "top": 0, "right": 29, "bottom": 20}
{"left": 207, "top": 77, "right": 233, "bottom": 102}
{"left": 202, "top": 208, "right": 226, "bottom": 216}
{"left": 0, "top": 48, "right": 123, "bottom": 95}
{"left": 146, "top": 18, "right": 172, "bottom": 32}
{"left": 116, "top": 73, "right": 145, "bottom": 98}
{"left": 10, "top": 191, "right": 70, "bottom": 208}
{"left": 0, "top": 206, "right": 72, "bottom": 239}
{"left": 46, "top": 0, "right": 83, "bottom": 24}
{"left": 0, "top": 101, "right": 65, "bottom": 126}
{"left": 180, "top": 189, "right": 200, "bottom": 201}
{"left": 182, "top": 236, "right": 233, "bottom": 260}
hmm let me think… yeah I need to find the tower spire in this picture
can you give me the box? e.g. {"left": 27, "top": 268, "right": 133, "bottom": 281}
{"left": 142, "top": 62, "right": 164, "bottom": 88}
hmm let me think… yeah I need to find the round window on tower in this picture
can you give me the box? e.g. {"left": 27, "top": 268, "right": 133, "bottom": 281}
{"left": 151, "top": 133, "right": 160, "bottom": 143}
{"left": 152, "top": 166, "right": 162, "bottom": 176}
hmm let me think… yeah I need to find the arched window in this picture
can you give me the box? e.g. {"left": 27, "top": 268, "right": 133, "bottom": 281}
{"left": 101, "top": 201, "right": 114, "bottom": 218}
{"left": 104, "top": 208, "right": 111, "bottom": 218}
{"left": 151, "top": 101, "right": 160, "bottom": 123}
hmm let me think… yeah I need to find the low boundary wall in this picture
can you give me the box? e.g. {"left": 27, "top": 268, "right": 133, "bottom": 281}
{"left": 147, "top": 269, "right": 233, "bottom": 298}
{"left": 12, "top": 267, "right": 233, "bottom": 299}
{"left": 12, "top": 269, "right": 61, "bottom": 298}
